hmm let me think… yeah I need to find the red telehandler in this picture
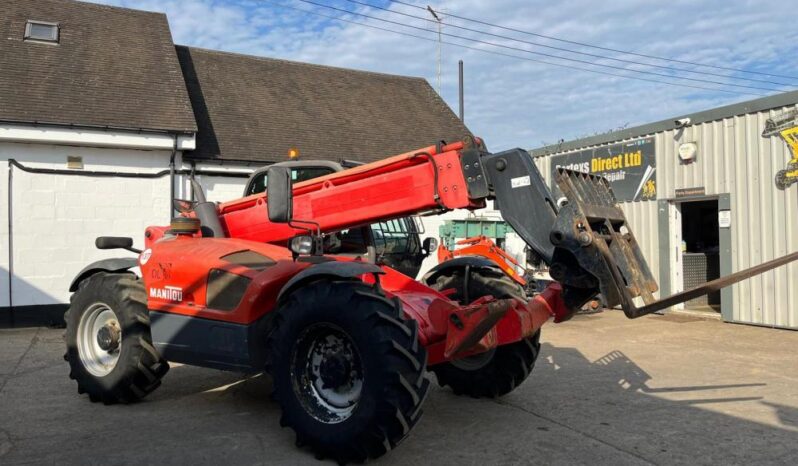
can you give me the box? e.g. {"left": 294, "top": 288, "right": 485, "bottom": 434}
{"left": 64, "top": 137, "right": 798, "bottom": 463}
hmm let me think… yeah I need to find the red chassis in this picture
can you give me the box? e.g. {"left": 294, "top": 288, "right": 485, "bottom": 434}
{"left": 139, "top": 234, "right": 567, "bottom": 367}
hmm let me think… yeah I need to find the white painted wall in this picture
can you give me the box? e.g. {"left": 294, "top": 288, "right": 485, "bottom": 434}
{"left": 0, "top": 142, "right": 174, "bottom": 308}
{"left": 175, "top": 162, "right": 253, "bottom": 203}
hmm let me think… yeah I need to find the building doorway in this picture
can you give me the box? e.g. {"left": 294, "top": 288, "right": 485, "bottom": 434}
{"left": 679, "top": 199, "right": 721, "bottom": 312}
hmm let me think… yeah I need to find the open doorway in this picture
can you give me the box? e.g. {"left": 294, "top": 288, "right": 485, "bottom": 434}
{"left": 680, "top": 199, "right": 721, "bottom": 312}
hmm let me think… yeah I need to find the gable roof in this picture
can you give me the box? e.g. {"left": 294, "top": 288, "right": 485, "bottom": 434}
{"left": 177, "top": 46, "right": 471, "bottom": 163}
{"left": 0, "top": 0, "right": 196, "bottom": 133}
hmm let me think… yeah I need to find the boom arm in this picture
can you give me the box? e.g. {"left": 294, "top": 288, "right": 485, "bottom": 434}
{"left": 217, "top": 138, "right": 559, "bottom": 262}
{"left": 217, "top": 140, "right": 481, "bottom": 243}
{"left": 212, "top": 137, "right": 798, "bottom": 319}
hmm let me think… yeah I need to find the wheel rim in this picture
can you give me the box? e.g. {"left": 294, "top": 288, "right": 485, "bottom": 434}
{"left": 450, "top": 347, "right": 495, "bottom": 371}
{"left": 77, "top": 303, "right": 122, "bottom": 377}
{"left": 291, "top": 324, "right": 363, "bottom": 424}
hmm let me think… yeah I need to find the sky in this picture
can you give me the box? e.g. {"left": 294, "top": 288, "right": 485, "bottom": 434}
{"left": 91, "top": 0, "right": 798, "bottom": 151}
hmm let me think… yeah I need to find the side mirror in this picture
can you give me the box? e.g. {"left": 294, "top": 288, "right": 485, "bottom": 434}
{"left": 422, "top": 237, "right": 438, "bottom": 256}
{"left": 267, "top": 166, "right": 293, "bottom": 223}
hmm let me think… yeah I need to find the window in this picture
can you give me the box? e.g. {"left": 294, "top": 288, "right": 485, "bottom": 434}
{"left": 323, "top": 228, "right": 368, "bottom": 255}
{"left": 246, "top": 166, "right": 335, "bottom": 196}
{"left": 371, "top": 218, "right": 422, "bottom": 256}
{"left": 24, "top": 20, "right": 59, "bottom": 44}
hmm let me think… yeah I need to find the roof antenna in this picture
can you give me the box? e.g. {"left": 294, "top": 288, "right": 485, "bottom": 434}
{"left": 427, "top": 5, "right": 443, "bottom": 95}
{"left": 458, "top": 59, "right": 464, "bottom": 122}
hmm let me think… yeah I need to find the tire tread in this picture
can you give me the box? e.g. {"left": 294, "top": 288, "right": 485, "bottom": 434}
{"left": 64, "top": 272, "right": 168, "bottom": 404}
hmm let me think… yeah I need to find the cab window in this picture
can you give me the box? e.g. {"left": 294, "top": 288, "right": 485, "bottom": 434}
{"left": 246, "top": 167, "right": 335, "bottom": 196}
{"left": 322, "top": 228, "right": 368, "bottom": 255}
{"left": 371, "top": 218, "right": 422, "bottom": 256}
{"left": 247, "top": 166, "right": 369, "bottom": 256}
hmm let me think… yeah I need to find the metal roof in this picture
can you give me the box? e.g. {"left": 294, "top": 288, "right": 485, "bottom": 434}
{"left": 530, "top": 89, "right": 798, "bottom": 157}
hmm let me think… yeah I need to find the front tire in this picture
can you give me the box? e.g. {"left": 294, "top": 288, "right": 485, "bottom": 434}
{"left": 424, "top": 264, "right": 541, "bottom": 398}
{"left": 267, "top": 280, "right": 429, "bottom": 463}
{"left": 64, "top": 272, "right": 168, "bottom": 404}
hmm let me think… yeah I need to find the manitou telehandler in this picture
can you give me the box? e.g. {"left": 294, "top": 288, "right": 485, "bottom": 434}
{"left": 64, "top": 137, "right": 798, "bottom": 463}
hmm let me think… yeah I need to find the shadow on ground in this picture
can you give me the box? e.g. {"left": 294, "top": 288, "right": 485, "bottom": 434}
{"left": 1, "top": 328, "right": 796, "bottom": 465}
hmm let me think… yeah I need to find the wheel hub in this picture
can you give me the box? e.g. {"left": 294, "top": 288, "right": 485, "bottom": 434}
{"left": 76, "top": 303, "right": 122, "bottom": 377}
{"left": 292, "top": 324, "right": 364, "bottom": 424}
{"left": 96, "top": 323, "right": 121, "bottom": 351}
{"left": 319, "top": 350, "right": 351, "bottom": 389}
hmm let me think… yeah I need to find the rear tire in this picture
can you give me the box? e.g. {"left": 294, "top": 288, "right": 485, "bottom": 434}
{"left": 267, "top": 280, "right": 429, "bottom": 464}
{"left": 64, "top": 272, "right": 168, "bottom": 404}
{"left": 424, "top": 264, "right": 541, "bottom": 398}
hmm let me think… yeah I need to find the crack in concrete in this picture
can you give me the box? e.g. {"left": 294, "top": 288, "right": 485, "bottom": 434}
{"left": 10, "top": 363, "right": 63, "bottom": 379}
{"left": 0, "top": 328, "right": 41, "bottom": 396}
{"left": 492, "top": 398, "right": 658, "bottom": 465}
{"left": 0, "top": 428, "right": 13, "bottom": 458}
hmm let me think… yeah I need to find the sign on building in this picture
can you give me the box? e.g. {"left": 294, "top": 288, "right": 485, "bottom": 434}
{"left": 549, "top": 137, "right": 656, "bottom": 202}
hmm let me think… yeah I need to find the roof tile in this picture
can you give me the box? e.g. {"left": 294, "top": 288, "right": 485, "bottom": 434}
{"left": 0, "top": 0, "right": 196, "bottom": 133}
{"left": 177, "top": 46, "right": 470, "bottom": 163}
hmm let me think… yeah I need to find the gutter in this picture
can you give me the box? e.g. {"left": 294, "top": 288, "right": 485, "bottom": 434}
{"left": 0, "top": 122, "right": 197, "bottom": 152}
{"left": 0, "top": 118, "right": 195, "bottom": 135}
{"left": 7, "top": 159, "right": 252, "bottom": 179}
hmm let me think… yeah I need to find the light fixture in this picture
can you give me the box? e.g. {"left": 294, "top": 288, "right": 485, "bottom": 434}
{"left": 678, "top": 142, "right": 697, "bottom": 162}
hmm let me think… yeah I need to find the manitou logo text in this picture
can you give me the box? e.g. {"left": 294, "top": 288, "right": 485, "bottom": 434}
{"left": 149, "top": 286, "right": 183, "bottom": 302}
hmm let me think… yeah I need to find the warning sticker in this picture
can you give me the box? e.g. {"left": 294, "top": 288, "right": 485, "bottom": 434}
{"left": 511, "top": 176, "right": 531, "bottom": 188}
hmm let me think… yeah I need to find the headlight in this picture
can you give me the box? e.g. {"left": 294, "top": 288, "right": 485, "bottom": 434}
{"left": 289, "top": 235, "right": 315, "bottom": 255}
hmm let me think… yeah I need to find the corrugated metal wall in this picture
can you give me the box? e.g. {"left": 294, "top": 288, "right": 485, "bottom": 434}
{"left": 534, "top": 104, "right": 798, "bottom": 329}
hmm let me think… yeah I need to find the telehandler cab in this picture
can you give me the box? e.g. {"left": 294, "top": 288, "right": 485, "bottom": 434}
{"left": 243, "top": 159, "right": 436, "bottom": 279}
{"left": 65, "top": 137, "right": 798, "bottom": 463}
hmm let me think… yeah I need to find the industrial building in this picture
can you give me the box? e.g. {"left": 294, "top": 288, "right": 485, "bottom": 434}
{"left": 532, "top": 91, "right": 798, "bottom": 330}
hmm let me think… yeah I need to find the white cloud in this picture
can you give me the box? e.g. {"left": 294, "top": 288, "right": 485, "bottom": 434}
{"left": 93, "top": 0, "right": 798, "bottom": 151}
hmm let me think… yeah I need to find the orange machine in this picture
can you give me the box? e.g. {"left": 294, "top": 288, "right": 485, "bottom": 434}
{"left": 437, "top": 235, "right": 527, "bottom": 287}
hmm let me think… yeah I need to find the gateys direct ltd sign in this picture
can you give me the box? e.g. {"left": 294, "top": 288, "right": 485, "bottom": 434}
{"left": 549, "top": 137, "right": 656, "bottom": 202}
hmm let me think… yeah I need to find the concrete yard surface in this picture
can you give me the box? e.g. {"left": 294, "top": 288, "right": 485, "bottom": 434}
{"left": 1, "top": 310, "right": 796, "bottom": 465}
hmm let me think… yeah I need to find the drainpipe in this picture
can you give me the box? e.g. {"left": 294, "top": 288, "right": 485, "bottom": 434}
{"left": 168, "top": 135, "right": 178, "bottom": 219}
{"left": 189, "top": 160, "right": 196, "bottom": 202}
{"left": 6, "top": 163, "right": 14, "bottom": 325}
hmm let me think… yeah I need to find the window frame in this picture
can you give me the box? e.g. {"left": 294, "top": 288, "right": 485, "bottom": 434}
{"left": 24, "top": 20, "right": 60, "bottom": 44}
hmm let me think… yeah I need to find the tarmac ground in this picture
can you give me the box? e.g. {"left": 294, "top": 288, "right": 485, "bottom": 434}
{"left": 1, "top": 310, "right": 797, "bottom": 465}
